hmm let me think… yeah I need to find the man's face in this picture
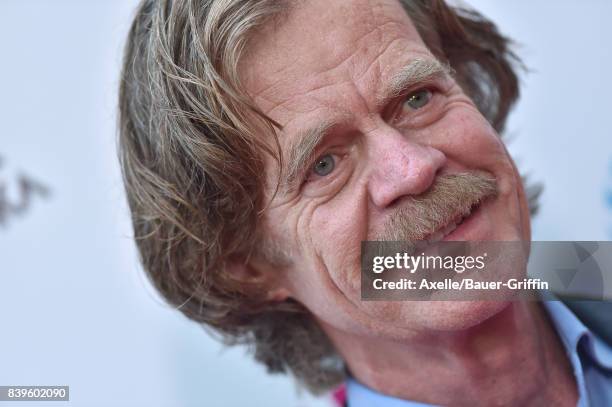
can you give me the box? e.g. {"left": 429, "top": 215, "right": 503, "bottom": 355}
{"left": 241, "top": 0, "right": 531, "bottom": 337}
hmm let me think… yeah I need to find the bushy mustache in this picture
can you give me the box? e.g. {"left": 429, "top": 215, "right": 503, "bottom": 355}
{"left": 377, "top": 171, "right": 498, "bottom": 242}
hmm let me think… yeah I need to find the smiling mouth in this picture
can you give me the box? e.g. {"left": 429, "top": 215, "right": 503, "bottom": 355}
{"left": 422, "top": 199, "right": 486, "bottom": 244}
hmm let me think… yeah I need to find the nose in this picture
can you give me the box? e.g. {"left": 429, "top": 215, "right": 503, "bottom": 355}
{"left": 367, "top": 126, "right": 446, "bottom": 208}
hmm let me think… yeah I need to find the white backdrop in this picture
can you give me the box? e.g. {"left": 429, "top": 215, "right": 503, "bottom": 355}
{"left": 1, "top": 1, "right": 610, "bottom": 406}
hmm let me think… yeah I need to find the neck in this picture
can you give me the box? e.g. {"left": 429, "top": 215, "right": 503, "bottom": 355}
{"left": 322, "top": 301, "right": 578, "bottom": 406}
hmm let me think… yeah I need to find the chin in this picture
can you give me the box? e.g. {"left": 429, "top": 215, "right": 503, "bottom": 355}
{"left": 407, "top": 300, "right": 512, "bottom": 332}
{"left": 358, "top": 299, "right": 513, "bottom": 338}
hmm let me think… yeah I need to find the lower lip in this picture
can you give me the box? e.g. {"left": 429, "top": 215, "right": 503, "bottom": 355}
{"left": 441, "top": 198, "right": 490, "bottom": 241}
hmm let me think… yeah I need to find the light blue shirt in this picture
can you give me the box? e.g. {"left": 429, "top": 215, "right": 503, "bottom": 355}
{"left": 346, "top": 301, "right": 612, "bottom": 407}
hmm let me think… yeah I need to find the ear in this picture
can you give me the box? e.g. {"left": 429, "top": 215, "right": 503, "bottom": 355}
{"left": 224, "top": 255, "right": 292, "bottom": 303}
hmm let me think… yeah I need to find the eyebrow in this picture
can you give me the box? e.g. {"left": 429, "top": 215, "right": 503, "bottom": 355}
{"left": 283, "top": 120, "right": 336, "bottom": 192}
{"left": 281, "top": 58, "right": 450, "bottom": 193}
{"left": 383, "top": 57, "right": 451, "bottom": 103}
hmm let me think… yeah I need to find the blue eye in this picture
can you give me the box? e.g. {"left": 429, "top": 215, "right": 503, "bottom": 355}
{"left": 313, "top": 154, "right": 335, "bottom": 176}
{"left": 404, "top": 89, "right": 432, "bottom": 110}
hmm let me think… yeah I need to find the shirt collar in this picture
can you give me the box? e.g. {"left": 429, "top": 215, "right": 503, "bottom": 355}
{"left": 346, "top": 377, "right": 432, "bottom": 407}
{"left": 543, "top": 299, "right": 612, "bottom": 371}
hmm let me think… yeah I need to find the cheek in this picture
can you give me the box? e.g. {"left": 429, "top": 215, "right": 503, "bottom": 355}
{"left": 284, "top": 185, "right": 370, "bottom": 319}
{"left": 436, "top": 106, "right": 530, "bottom": 236}
{"left": 428, "top": 106, "right": 517, "bottom": 191}
{"left": 308, "top": 190, "right": 369, "bottom": 295}
{"left": 436, "top": 106, "right": 508, "bottom": 167}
